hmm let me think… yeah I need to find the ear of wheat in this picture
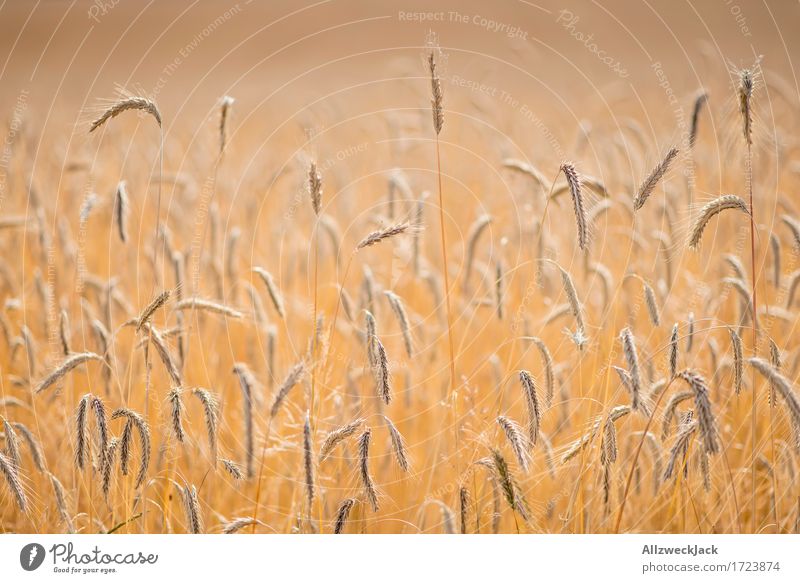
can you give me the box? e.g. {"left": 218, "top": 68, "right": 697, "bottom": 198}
{"left": 559, "top": 162, "right": 588, "bottom": 250}
{"left": 688, "top": 195, "right": 750, "bottom": 249}
{"left": 634, "top": 147, "right": 679, "bottom": 211}
{"left": 89, "top": 95, "right": 161, "bottom": 133}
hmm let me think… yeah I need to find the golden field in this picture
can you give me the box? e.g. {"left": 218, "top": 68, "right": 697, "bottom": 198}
{"left": 1, "top": 0, "right": 800, "bottom": 534}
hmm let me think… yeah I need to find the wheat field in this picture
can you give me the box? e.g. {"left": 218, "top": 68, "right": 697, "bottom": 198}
{"left": 1, "top": 0, "right": 800, "bottom": 535}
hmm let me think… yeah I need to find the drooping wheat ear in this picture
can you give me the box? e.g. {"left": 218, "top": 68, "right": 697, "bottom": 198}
{"left": 458, "top": 486, "right": 470, "bottom": 534}
{"left": 2, "top": 419, "right": 20, "bottom": 469}
{"left": 90, "top": 319, "right": 112, "bottom": 393}
{"left": 664, "top": 419, "right": 698, "bottom": 481}
{"left": 115, "top": 180, "right": 128, "bottom": 243}
{"left": 559, "top": 162, "right": 588, "bottom": 250}
{"left": 372, "top": 338, "right": 392, "bottom": 405}
{"left": 770, "top": 233, "right": 781, "bottom": 288}
{"left": 222, "top": 517, "right": 264, "bottom": 534}
{"left": 768, "top": 338, "right": 781, "bottom": 406}
{"left": 358, "top": 428, "right": 379, "bottom": 512}
{"left": 0, "top": 451, "right": 26, "bottom": 511}
{"left": 75, "top": 394, "right": 90, "bottom": 470}
{"left": 119, "top": 420, "right": 133, "bottom": 476}
{"left": 356, "top": 221, "right": 412, "bottom": 249}
{"left": 518, "top": 370, "right": 541, "bottom": 447}
{"left": 428, "top": 51, "right": 444, "bottom": 134}
{"left": 140, "top": 323, "right": 182, "bottom": 386}
{"left": 308, "top": 160, "right": 322, "bottom": 216}
{"left": 35, "top": 351, "right": 103, "bottom": 394}
{"left": 729, "top": 328, "right": 744, "bottom": 395}
{"left": 660, "top": 390, "right": 691, "bottom": 441}
{"left": 383, "top": 415, "right": 409, "bottom": 472}
{"left": 782, "top": 215, "right": 800, "bottom": 253}
{"left": 89, "top": 95, "right": 161, "bottom": 133}
{"left": 527, "top": 337, "right": 554, "bottom": 408}
{"left": 251, "top": 267, "right": 285, "bottom": 319}
{"left": 233, "top": 363, "right": 255, "bottom": 478}
{"left": 174, "top": 298, "right": 243, "bottom": 319}
{"left": 167, "top": 387, "right": 185, "bottom": 443}
{"left": 192, "top": 388, "right": 219, "bottom": 462}
{"left": 384, "top": 290, "right": 414, "bottom": 358}
{"left": 689, "top": 90, "right": 709, "bottom": 147}
{"left": 218, "top": 459, "right": 244, "bottom": 482}
{"left": 643, "top": 280, "right": 661, "bottom": 326}
{"left": 668, "top": 323, "right": 679, "bottom": 378}
{"left": 49, "top": 472, "right": 74, "bottom": 532}
{"left": 102, "top": 437, "right": 119, "bottom": 500}
{"left": 495, "top": 259, "right": 505, "bottom": 320}
{"left": 319, "top": 418, "right": 365, "bottom": 462}
{"left": 303, "top": 410, "right": 315, "bottom": 507}
{"left": 502, "top": 158, "right": 548, "bottom": 189}
{"left": 589, "top": 261, "right": 613, "bottom": 309}
{"left": 612, "top": 365, "right": 634, "bottom": 395}
{"left": 676, "top": 370, "right": 719, "bottom": 454}
{"left": 181, "top": 484, "right": 203, "bottom": 534}
{"left": 557, "top": 264, "right": 586, "bottom": 335}
{"left": 11, "top": 422, "right": 44, "bottom": 472}
{"left": 91, "top": 395, "right": 109, "bottom": 469}
{"left": 136, "top": 290, "right": 170, "bottom": 332}
{"left": 600, "top": 416, "right": 618, "bottom": 466}
{"left": 749, "top": 358, "right": 800, "bottom": 431}
{"left": 218, "top": 95, "right": 234, "bottom": 154}
{"left": 634, "top": 147, "right": 679, "bottom": 211}
{"left": 463, "top": 214, "right": 492, "bottom": 293}
{"left": 620, "top": 328, "right": 648, "bottom": 415}
{"left": 271, "top": 361, "right": 305, "bottom": 418}
{"left": 496, "top": 415, "right": 530, "bottom": 471}
{"left": 333, "top": 498, "right": 356, "bottom": 534}
{"left": 724, "top": 253, "right": 748, "bottom": 282}
{"left": 722, "top": 278, "right": 756, "bottom": 323}
{"left": 489, "top": 448, "right": 528, "bottom": 521}
{"left": 59, "top": 309, "right": 70, "bottom": 356}
{"left": 688, "top": 195, "right": 750, "bottom": 249}
{"left": 111, "top": 408, "right": 150, "bottom": 488}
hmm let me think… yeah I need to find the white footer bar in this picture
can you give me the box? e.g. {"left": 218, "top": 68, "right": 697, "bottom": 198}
{"left": 1, "top": 535, "right": 798, "bottom": 582}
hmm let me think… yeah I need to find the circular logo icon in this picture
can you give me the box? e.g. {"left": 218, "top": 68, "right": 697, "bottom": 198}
{"left": 20, "top": 543, "right": 46, "bottom": 571}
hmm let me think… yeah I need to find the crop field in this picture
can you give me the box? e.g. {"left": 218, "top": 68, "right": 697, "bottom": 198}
{"left": 1, "top": 0, "right": 799, "bottom": 534}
